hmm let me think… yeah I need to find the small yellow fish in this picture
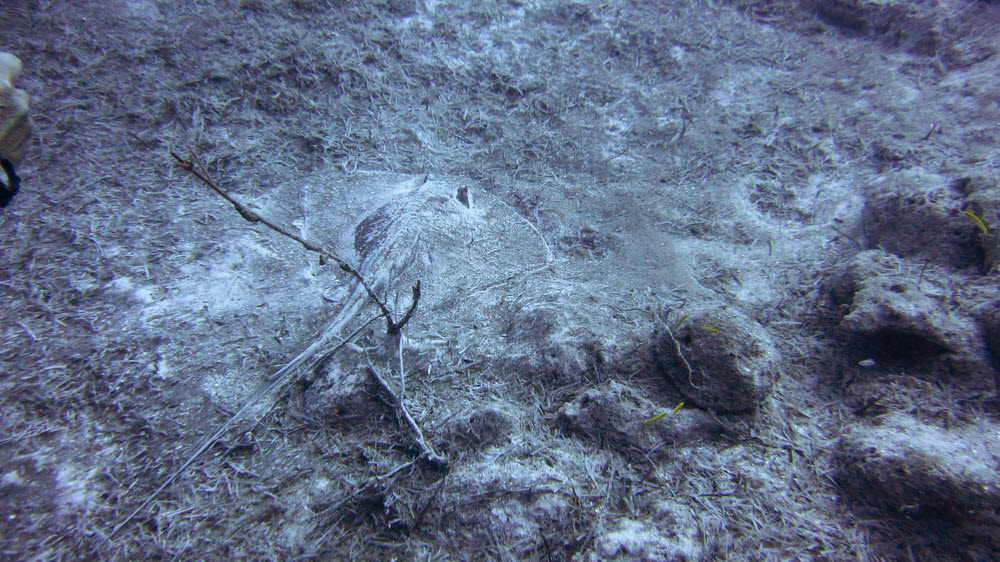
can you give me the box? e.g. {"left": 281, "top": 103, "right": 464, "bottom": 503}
{"left": 674, "top": 313, "right": 690, "bottom": 329}
{"left": 642, "top": 411, "right": 668, "bottom": 424}
{"left": 702, "top": 326, "right": 721, "bottom": 334}
{"left": 642, "top": 402, "right": 685, "bottom": 424}
{"left": 965, "top": 211, "right": 990, "bottom": 235}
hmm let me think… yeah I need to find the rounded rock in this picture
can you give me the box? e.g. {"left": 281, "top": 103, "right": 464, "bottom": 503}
{"left": 653, "top": 307, "right": 780, "bottom": 414}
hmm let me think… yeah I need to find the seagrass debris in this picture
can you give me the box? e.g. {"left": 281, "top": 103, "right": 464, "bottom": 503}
{"left": 367, "top": 341, "right": 449, "bottom": 470}
{"left": 109, "top": 313, "right": 378, "bottom": 538}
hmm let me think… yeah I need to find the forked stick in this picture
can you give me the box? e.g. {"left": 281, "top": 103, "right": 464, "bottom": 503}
{"left": 365, "top": 339, "right": 449, "bottom": 470}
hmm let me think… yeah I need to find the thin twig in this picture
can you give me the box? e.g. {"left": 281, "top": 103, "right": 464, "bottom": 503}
{"left": 365, "top": 352, "right": 448, "bottom": 470}
{"left": 412, "top": 472, "right": 448, "bottom": 531}
{"left": 398, "top": 330, "right": 406, "bottom": 401}
{"left": 655, "top": 312, "right": 703, "bottom": 390}
{"left": 389, "top": 281, "right": 421, "bottom": 335}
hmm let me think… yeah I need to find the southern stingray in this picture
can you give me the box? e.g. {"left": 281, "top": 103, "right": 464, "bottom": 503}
{"left": 254, "top": 171, "right": 554, "bottom": 330}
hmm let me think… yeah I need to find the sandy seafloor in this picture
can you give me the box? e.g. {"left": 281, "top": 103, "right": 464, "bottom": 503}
{"left": 2, "top": 0, "right": 1000, "bottom": 559}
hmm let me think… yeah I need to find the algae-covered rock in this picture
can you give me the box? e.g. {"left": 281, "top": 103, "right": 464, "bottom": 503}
{"left": 861, "top": 169, "right": 980, "bottom": 270}
{"left": 829, "top": 250, "right": 996, "bottom": 394}
{"left": 836, "top": 414, "right": 1000, "bottom": 555}
{"left": 652, "top": 308, "right": 780, "bottom": 414}
{"left": 556, "top": 381, "right": 724, "bottom": 459}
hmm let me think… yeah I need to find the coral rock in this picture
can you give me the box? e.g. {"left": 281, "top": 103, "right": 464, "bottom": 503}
{"left": 653, "top": 308, "right": 780, "bottom": 414}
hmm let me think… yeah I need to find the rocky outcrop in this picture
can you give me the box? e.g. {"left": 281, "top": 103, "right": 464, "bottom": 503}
{"left": 836, "top": 414, "right": 1000, "bottom": 556}
{"left": 652, "top": 308, "right": 780, "bottom": 414}
{"left": 556, "top": 381, "right": 724, "bottom": 460}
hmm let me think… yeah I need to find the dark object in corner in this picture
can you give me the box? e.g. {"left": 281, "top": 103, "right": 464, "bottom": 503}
{"left": 456, "top": 185, "right": 470, "bottom": 208}
{"left": 0, "top": 154, "right": 19, "bottom": 207}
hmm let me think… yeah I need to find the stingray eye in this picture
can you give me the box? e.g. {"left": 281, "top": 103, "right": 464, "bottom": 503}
{"left": 456, "top": 186, "right": 471, "bottom": 208}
